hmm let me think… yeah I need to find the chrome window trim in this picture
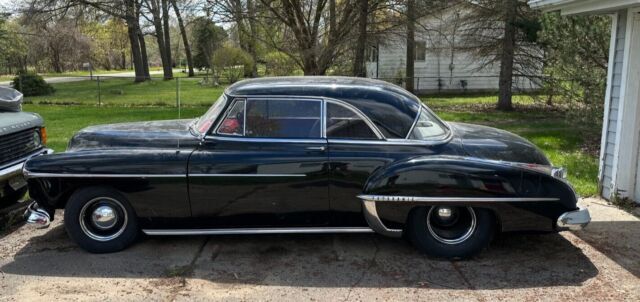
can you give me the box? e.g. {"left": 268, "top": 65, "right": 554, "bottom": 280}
{"left": 324, "top": 98, "right": 385, "bottom": 140}
{"left": 209, "top": 96, "right": 324, "bottom": 141}
{"left": 189, "top": 173, "right": 306, "bottom": 177}
{"left": 199, "top": 94, "right": 229, "bottom": 138}
{"left": 405, "top": 104, "right": 422, "bottom": 139}
{"left": 214, "top": 98, "right": 246, "bottom": 136}
{"left": 143, "top": 227, "right": 374, "bottom": 236}
{"left": 405, "top": 103, "right": 452, "bottom": 142}
{"left": 204, "top": 136, "right": 327, "bottom": 144}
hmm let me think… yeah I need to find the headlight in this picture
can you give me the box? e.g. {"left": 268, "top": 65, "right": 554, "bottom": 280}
{"left": 33, "top": 129, "right": 42, "bottom": 147}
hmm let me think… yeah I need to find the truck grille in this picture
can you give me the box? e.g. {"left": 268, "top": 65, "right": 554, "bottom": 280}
{"left": 0, "top": 128, "right": 38, "bottom": 167}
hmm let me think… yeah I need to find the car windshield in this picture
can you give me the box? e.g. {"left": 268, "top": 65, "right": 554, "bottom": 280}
{"left": 408, "top": 104, "right": 449, "bottom": 140}
{"left": 193, "top": 94, "right": 227, "bottom": 135}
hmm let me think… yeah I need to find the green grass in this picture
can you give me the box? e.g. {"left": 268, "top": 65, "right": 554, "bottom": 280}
{"left": 24, "top": 105, "right": 207, "bottom": 152}
{"left": 22, "top": 92, "right": 599, "bottom": 197}
{"left": 423, "top": 96, "right": 599, "bottom": 196}
{"left": 25, "top": 78, "right": 225, "bottom": 106}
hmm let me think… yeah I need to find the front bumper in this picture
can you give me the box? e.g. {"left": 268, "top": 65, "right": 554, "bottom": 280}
{"left": 557, "top": 206, "right": 591, "bottom": 231}
{"left": 0, "top": 148, "right": 54, "bottom": 183}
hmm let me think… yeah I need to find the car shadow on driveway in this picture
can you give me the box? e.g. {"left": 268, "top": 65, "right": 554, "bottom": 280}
{"left": 1, "top": 224, "right": 599, "bottom": 290}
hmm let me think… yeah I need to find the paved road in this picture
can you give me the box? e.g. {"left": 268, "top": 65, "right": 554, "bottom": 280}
{"left": 0, "top": 70, "right": 168, "bottom": 87}
{"left": 0, "top": 198, "right": 638, "bottom": 301}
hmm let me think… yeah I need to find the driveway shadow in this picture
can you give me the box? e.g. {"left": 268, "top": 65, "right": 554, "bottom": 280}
{"left": 573, "top": 220, "right": 640, "bottom": 278}
{"left": 1, "top": 225, "right": 598, "bottom": 289}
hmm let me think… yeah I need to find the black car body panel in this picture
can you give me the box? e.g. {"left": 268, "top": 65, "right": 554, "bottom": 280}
{"left": 25, "top": 77, "right": 580, "bottom": 235}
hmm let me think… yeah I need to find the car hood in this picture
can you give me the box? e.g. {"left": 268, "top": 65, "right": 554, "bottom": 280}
{"left": 0, "top": 111, "right": 43, "bottom": 136}
{"left": 67, "top": 119, "right": 200, "bottom": 151}
{"left": 449, "top": 122, "right": 550, "bottom": 165}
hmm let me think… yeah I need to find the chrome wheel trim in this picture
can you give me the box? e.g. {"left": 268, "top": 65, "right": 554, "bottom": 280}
{"left": 91, "top": 205, "right": 118, "bottom": 230}
{"left": 426, "top": 206, "right": 477, "bottom": 245}
{"left": 79, "top": 197, "right": 128, "bottom": 242}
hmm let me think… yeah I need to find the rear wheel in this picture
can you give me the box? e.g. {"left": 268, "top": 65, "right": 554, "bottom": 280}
{"left": 408, "top": 206, "right": 495, "bottom": 259}
{"left": 64, "top": 187, "right": 139, "bottom": 253}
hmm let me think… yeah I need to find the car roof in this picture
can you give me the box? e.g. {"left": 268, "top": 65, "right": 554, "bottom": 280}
{"left": 225, "top": 76, "right": 421, "bottom": 138}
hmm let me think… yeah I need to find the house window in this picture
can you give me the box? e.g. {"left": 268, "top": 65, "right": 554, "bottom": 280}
{"left": 415, "top": 41, "right": 426, "bottom": 61}
{"left": 366, "top": 46, "right": 378, "bottom": 62}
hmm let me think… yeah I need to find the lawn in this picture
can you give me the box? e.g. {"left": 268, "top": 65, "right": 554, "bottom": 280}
{"left": 23, "top": 93, "right": 600, "bottom": 197}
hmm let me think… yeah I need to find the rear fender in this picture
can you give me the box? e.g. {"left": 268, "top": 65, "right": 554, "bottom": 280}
{"left": 358, "top": 156, "right": 578, "bottom": 236}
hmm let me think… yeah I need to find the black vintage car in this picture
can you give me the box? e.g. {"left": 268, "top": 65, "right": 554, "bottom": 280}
{"left": 24, "top": 77, "right": 590, "bottom": 258}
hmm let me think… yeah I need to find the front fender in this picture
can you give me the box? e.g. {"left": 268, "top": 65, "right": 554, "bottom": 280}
{"left": 359, "top": 156, "right": 578, "bottom": 235}
{"left": 23, "top": 149, "right": 191, "bottom": 220}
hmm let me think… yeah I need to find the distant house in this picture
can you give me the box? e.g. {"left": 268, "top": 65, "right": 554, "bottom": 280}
{"left": 366, "top": 4, "right": 540, "bottom": 93}
{"left": 530, "top": 0, "right": 640, "bottom": 203}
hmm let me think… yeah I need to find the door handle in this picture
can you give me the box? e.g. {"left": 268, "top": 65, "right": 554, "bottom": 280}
{"left": 306, "top": 146, "right": 326, "bottom": 152}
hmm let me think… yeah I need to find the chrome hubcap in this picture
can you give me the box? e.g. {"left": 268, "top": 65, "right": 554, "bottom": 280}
{"left": 427, "top": 206, "right": 477, "bottom": 245}
{"left": 91, "top": 205, "right": 118, "bottom": 230}
{"left": 79, "top": 197, "right": 128, "bottom": 242}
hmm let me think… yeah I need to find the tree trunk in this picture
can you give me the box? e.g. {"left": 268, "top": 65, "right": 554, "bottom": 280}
{"left": 247, "top": 0, "right": 258, "bottom": 77}
{"left": 149, "top": 0, "right": 171, "bottom": 80}
{"left": 405, "top": 0, "right": 415, "bottom": 93}
{"left": 138, "top": 28, "right": 151, "bottom": 79}
{"left": 352, "top": 0, "right": 368, "bottom": 77}
{"left": 126, "top": 15, "right": 145, "bottom": 82}
{"left": 161, "top": 0, "right": 174, "bottom": 79}
{"left": 170, "top": 0, "right": 194, "bottom": 77}
{"left": 497, "top": 0, "right": 517, "bottom": 111}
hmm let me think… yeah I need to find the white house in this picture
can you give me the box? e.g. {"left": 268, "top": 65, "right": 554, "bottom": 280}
{"left": 366, "top": 5, "right": 539, "bottom": 93}
{"left": 530, "top": 0, "right": 640, "bottom": 202}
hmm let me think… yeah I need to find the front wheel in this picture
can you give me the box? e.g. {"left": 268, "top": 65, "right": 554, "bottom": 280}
{"left": 407, "top": 206, "right": 495, "bottom": 259}
{"left": 64, "top": 187, "right": 139, "bottom": 253}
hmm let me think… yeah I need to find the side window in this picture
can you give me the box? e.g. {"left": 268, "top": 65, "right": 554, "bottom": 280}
{"left": 245, "top": 99, "right": 321, "bottom": 138}
{"left": 217, "top": 100, "right": 245, "bottom": 136}
{"left": 326, "top": 102, "right": 378, "bottom": 139}
{"left": 409, "top": 107, "right": 447, "bottom": 140}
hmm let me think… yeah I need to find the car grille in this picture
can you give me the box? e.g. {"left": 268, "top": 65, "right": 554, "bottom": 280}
{"left": 0, "top": 128, "right": 38, "bottom": 167}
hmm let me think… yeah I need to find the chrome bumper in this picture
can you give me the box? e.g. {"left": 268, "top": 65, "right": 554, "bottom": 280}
{"left": 0, "top": 148, "right": 54, "bottom": 182}
{"left": 24, "top": 201, "right": 51, "bottom": 229}
{"left": 557, "top": 206, "right": 590, "bottom": 231}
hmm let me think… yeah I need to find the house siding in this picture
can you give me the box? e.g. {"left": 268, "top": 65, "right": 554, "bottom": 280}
{"left": 602, "top": 9, "right": 628, "bottom": 199}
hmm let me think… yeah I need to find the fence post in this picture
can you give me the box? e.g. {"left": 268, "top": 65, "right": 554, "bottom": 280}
{"left": 416, "top": 77, "right": 420, "bottom": 92}
{"left": 97, "top": 76, "right": 101, "bottom": 107}
{"left": 176, "top": 77, "right": 181, "bottom": 119}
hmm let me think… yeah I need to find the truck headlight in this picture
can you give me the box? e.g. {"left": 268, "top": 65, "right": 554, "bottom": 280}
{"left": 33, "top": 129, "right": 42, "bottom": 147}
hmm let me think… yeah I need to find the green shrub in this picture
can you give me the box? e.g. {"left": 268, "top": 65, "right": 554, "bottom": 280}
{"left": 264, "top": 51, "right": 299, "bottom": 76}
{"left": 11, "top": 71, "right": 55, "bottom": 96}
{"left": 211, "top": 47, "right": 254, "bottom": 83}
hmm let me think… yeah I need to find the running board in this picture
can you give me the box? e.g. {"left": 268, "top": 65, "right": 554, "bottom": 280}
{"left": 142, "top": 227, "right": 375, "bottom": 236}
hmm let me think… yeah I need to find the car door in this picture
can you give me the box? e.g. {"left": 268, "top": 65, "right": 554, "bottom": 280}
{"left": 325, "top": 100, "right": 434, "bottom": 226}
{"left": 188, "top": 97, "right": 330, "bottom": 228}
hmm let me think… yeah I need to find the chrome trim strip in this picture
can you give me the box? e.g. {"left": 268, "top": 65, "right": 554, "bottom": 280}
{"left": 324, "top": 98, "right": 385, "bottom": 140}
{"left": 405, "top": 104, "right": 422, "bottom": 139}
{"left": 205, "top": 136, "right": 327, "bottom": 144}
{"left": 23, "top": 171, "right": 186, "bottom": 179}
{"left": 362, "top": 200, "right": 403, "bottom": 238}
{"left": 188, "top": 173, "right": 306, "bottom": 177}
{"left": 143, "top": 227, "right": 375, "bottom": 236}
{"left": 357, "top": 195, "right": 560, "bottom": 202}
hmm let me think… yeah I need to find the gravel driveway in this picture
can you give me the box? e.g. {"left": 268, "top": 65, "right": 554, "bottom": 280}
{"left": 1, "top": 198, "right": 638, "bottom": 301}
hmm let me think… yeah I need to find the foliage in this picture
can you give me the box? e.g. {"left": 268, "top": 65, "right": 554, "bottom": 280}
{"left": 211, "top": 46, "right": 254, "bottom": 83}
{"left": 264, "top": 51, "right": 299, "bottom": 76}
{"left": 538, "top": 12, "right": 611, "bottom": 124}
{"left": 11, "top": 71, "right": 55, "bottom": 96}
{"left": 192, "top": 17, "right": 227, "bottom": 71}
{"left": 81, "top": 19, "right": 130, "bottom": 70}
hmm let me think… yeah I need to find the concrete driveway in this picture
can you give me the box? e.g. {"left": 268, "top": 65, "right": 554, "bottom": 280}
{"left": 0, "top": 198, "right": 638, "bottom": 301}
